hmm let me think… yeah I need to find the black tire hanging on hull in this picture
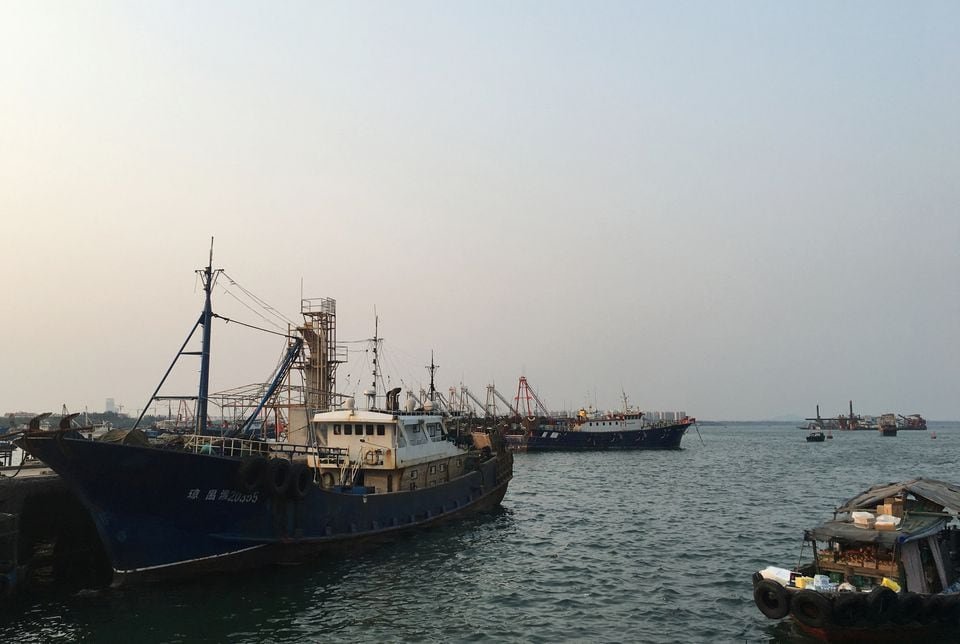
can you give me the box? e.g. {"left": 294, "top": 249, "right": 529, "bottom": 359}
{"left": 753, "top": 580, "right": 791, "bottom": 620}
{"left": 287, "top": 462, "right": 312, "bottom": 500}
{"left": 236, "top": 456, "right": 268, "bottom": 493}
{"left": 791, "top": 589, "right": 834, "bottom": 629}
{"left": 264, "top": 457, "right": 292, "bottom": 497}
{"left": 831, "top": 591, "right": 866, "bottom": 627}
{"left": 892, "top": 591, "right": 923, "bottom": 625}
{"left": 918, "top": 594, "right": 946, "bottom": 625}
{"left": 865, "top": 586, "right": 899, "bottom": 624}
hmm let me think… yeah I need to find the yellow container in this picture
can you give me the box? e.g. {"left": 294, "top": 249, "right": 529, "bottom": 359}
{"left": 796, "top": 576, "right": 814, "bottom": 589}
{"left": 881, "top": 577, "right": 901, "bottom": 592}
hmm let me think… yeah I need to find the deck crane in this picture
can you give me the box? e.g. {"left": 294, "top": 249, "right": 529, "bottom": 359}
{"left": 488, "top": 384, "right": 519, "bottom": 418}
{"left": 514, "top": 376, "right": 550, "bottom": 418}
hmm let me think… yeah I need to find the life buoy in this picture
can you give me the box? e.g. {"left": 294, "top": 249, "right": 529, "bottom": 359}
{"left": 753, "top": 580, "right": 790, "bottom": 620}
{"left": 791, "top": 589, "right": 833, "bottom": 628}
{"left": 236, "top": 456, "right": 267, "bottom": 493}
{"left": 892, "top": 592, "right": 922, "bottom": 625}
{"left": 364, "top": 451, "right": 378, "bottom": 466}
{"left": 831, "top": 591, "right": 866, "bottom": 627}
{"left": 264, "top": 457, "right": 292, "bottom": 496}
{"left": 320, "top": 471, "right": 336, "bottom": 488}
{"left": 865, "top": 586, "right": 898, "bottom": 624}
{"left": 287, "top": 462, "right": 312, "bottom": 500}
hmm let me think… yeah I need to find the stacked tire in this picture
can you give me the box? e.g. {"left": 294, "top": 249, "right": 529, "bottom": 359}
{"left": 235, "top": 456, "right": 313, "bottom": 500}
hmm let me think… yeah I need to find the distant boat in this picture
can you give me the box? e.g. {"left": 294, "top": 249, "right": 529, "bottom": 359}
{"left": 805, "top": 423, "right": 826, "bottom": 442}
{"left": 507, "top": 413, "right": 695, "bottom": 452}
{"left": 503, "top": 383, "right": 694, "bottom": 452}
{"left": 898, "top": 413, "right": 928, "bottom": 430}
{"left": 878, "top": 413, "right": 898, "bottom": 437}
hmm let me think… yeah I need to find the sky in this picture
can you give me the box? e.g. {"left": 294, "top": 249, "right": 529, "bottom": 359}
{"left": 1, "top": 1, "right": 958, "bottom": 421}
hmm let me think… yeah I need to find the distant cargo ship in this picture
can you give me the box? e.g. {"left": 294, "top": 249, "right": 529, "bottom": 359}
{"left": 805, "top": 402, "right": 926, "bottom": 433}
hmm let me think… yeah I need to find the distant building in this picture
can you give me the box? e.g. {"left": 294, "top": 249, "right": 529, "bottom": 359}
{"left": 105, "top": 398, "right": 116, "bottom": 414}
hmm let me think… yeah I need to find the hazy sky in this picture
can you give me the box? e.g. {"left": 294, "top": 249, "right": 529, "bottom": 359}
{"left": 2, "top": 1, "right": 958, "bottom": 420}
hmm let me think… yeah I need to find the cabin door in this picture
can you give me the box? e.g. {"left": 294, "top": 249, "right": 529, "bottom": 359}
{"left": 901, "top": 541, "right": 928, "bottom": 593}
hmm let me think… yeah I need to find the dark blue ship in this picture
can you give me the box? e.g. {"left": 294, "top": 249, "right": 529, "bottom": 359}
{"left": 505, "top": 412, "right": 695, "bottom": 452}
{"left": 16, "top": 244, "right": 512, "bottom": 585}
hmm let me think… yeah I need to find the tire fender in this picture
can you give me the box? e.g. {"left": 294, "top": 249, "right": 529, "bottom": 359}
{"left": 866, "top": 586, "right": 899, "bottom": 624}
{"left": 236, "top": 456, "right": 267, "bottom": 493}
{"left": 264, "top": 457, "right": 292, "bottom": 496}
{"left": 753, "top": 579, "right": 790, "bottom": 620}
{"left": 832, "top": 592, "right": 867, "bottom": 627}
{"left": 792, "top": 589, "right": 834, "bottom": 628}
{"left": 287, "top": 462, "right": 313, "bottom": 500}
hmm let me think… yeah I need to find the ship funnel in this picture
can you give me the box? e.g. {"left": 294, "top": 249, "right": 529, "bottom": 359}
{"left": 386, "top": 387, "right": 402, "bottom": 411}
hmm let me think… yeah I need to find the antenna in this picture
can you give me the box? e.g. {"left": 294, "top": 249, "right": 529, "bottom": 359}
{"left": 426, "top": 351, "right": 439, "bottom": 402}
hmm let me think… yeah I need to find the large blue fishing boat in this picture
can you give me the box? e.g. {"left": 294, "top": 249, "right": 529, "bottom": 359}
{"left": 505, "top": 412, "right": 694, "bottom": 452}
{"left": 16, "top": 244, "right": 512, "bottom": 585}
{"left": 503, "top": 378, "right": 694, "bottom": 452}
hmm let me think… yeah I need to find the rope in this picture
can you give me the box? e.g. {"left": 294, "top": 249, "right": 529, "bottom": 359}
{"left": 221, "top": 271, "right": 295, "bottom": 327}
{"left": 211, "top": 313, "right": 297, "bottom": 340}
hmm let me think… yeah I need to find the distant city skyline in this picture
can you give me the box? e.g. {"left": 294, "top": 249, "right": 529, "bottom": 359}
{"left": 1, "top": 2, "right": 957, "bottom": 420}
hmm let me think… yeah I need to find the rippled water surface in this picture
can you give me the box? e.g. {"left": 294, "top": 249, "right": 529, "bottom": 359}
{"left": 3, "top": 422, "right": 960, "bottom": 643}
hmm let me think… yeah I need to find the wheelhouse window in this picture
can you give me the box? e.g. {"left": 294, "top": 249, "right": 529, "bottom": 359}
{"left": 376, "top": 424, "right": 386, "bottom": 436}
{"left": 333, "top": 424, "right": 341, "bottom": 435}
{"left": 344, "top": 425, "right": 353, "bottom": 436}
{"left": 366, "top": 424, "right": 374, "bottom": 436}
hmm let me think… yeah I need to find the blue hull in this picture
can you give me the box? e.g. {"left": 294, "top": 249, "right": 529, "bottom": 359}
{"left": 506, "top": 421, "right": 691, "bottom": 452}
{"left": 16, "top": 435, "right": 512, "bottom": 584}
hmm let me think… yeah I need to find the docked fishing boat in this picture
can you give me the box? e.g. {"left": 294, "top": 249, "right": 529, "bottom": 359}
{"left": 506, "top": 409, "right": 695, "bottom": 452}
{"left": 753, "top": 478, "right": 960, "bottom": 641}
{"left": 14, "top": 247, "right": 513, "bottom": 585}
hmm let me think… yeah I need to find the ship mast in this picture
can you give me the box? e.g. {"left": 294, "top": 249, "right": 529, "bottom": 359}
{"left": 368, "top": 313, "right": 380, "bottom": 409}
{"left": 426, "top": 350, "right": 439, "bottom": 404}
{"left": 196, "top": 238, "right": 215, "bottom": 434}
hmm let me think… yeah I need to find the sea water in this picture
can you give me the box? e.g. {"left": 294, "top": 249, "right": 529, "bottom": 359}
{"left": 2, "top": 422, "right": 959, "bottom": 643}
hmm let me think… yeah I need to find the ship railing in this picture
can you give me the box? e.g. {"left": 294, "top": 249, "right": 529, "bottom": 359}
{"left": 182, "top": 435, "right": 348, "bottom": 462}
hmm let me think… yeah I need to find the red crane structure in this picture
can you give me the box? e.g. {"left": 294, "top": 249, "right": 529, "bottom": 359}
{"left": 514, "top": 376, "right": 550, "bottom": 419}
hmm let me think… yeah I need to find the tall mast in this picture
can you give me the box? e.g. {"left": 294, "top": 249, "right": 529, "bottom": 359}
{"left": 196, "top": 238, "right": 215, "bottom": 434}
{"left": 427, "top": 351, "right": 439, "bottom": 403}
{"left": 370, "top": 313, "right": 379, "bottom": 399}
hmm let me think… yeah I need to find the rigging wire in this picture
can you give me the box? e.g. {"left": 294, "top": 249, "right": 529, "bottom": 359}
{"left": 221, "top": 271, "right": 296, "bottom": 327}
{"left": 216, "top": 284, "right": 286, "bottom": 332}
{"left": 211, "top": 313, "right": 297, "bottom": 340}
